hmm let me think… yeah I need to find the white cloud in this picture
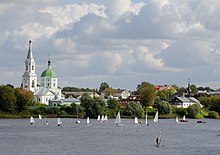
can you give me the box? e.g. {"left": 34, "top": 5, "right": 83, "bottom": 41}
{"left": 2, "top": 0, "right": 220, "bottom": 90}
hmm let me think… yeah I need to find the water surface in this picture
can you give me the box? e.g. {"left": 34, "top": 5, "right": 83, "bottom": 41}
{"left": 0, "top": 118, "right": 219, "bottom": 155}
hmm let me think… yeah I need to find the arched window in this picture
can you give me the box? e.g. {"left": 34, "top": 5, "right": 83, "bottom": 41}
{"left": 32, "top": 65, "right": 34, "bottom": 70}
{"left": 32, "top": 80, "right": 34, "bottom": 88}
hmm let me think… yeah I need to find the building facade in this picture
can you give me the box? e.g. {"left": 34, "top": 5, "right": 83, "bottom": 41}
{"left": 21, "top": 40, "right": 61, "bottom": 105}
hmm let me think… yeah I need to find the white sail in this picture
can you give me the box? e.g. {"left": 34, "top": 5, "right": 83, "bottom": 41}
{"left": 87, "top": 117, "right": 91, "bottom": 125}
{"left": 97, "top": 115, "right": 100, "bottom": 121}
{"left": 183, "top": 115, "right": 186, "bottom": 121}
{"left": 115, "top": 111, "right": 122, "bottom": 125}
{"left": 39, "top": 114, "right": 42, "bottom": 120}
{"left": 101, "top": 115, "right": 105, "bottom": 122}
{"left": 104, "top": 115, "right": 108, "bottom": 122}
{"left": 145, "top": 112, "right": 148, "bottom": 126}
{"left": 134, "top": 117, "right": 138, "bottom": 124}
{"left": 30, "top": 116, "right": 35, "bottom": 124}
{"left": 176, "top": 116, "right": 179, "bottom": 123}
{"left": 154, "top": 111, "right": 159, "bottom": 124}
{"left": 57, "top": 117, "right": 62, "bottom": 126}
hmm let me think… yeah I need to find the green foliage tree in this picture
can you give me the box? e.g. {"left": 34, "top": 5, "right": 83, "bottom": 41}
{"left": 174, "top": 107, "right": 187, "bottom": 117}
{"left": 136, "top": 82, "right": 157, "bottom": 107}
{"left": 186, "top": 104, "right": 201, "bottom": 118}
{"left": 198, "top": 96, "right": 220, "bottom": 114}
{"left": 80, "top": 93, "right": 106, "bottom": 118}
{"left": 107, "top": 98, "right": 121, "bottom": 117}
{"left": 208, "top": 111, "right": 219, "bottom": 118}
{"left": 156, "top": 101, "right": 172, "bottom": 115}
{"left": 190, "top": 84, "right": 198, "bottom": 95}
{"left": 107, "top": 98, "right": 119, "bottom": 109}
{"left": 157, "top": 88, "right": 176, "bottom": 101}
{"left": 123, "top": 102, "right": 144, "bottom": 118}
{"left": 99, "top": 82, "right": 110, "bottom": 92}
{"left": 14, "top": 88, "right": 33, "bottom": 112}
{"left": 0, "top": 85, "right": 16, "bottom": 113}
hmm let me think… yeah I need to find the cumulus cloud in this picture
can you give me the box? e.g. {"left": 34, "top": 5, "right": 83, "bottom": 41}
{"left": 1, "top": 0, "right": 220, "bottom": 89}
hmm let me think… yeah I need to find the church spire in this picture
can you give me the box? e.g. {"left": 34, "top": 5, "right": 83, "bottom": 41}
{"left": 48, "top": 54, "right": 51, "bottom": 69}
{"left": 27, "top": 40, "right": 33, "bottom": 59}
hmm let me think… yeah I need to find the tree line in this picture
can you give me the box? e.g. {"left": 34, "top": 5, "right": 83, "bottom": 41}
{"left": 0, "top": 82, "right": 220, "bottom": 118}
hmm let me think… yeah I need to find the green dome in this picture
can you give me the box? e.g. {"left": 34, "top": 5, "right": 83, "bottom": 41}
{"left": 40, "top": 69, "right": 57, "bottom": 78}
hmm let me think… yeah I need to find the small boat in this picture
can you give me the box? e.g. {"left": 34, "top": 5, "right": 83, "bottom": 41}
{"left": 154, "top": 111, "right": 159, "bottom": 124}
{"left": 156, "top": 130, "right": 163, "bottom": 147}
{"left": 145, "top": 112, "right": 149, "bottom": 126}
{"left": 57, "top": 117, "right": 62, "bottom": 126}
{"left": 87, "top": 117, "right": 92, "bottom": 125}
{"left": 44, "top": 117, "right": 48, "bottom": 125}
{"left": 30, "top": 116, "right": 35, "bottom": 125}
{"left": 100, "top": 115, "right": 105, "bottom": 122}
{"left": 134, "top": 117, "right": 139, "bottom": 125}
{"left": 197, "top": 120, "right": 206, "bottom": 124}
{"left": 115, "top": 111, "right": 123, "bottom": 126}
{"left": 97, "top": 115, "right": 101, "bottom": 122}
{"left": 180, "top": 115, "right": 188, "bottom": 122}
{"left": 176, "top": 116, "right": 179, "bottom": 123}
{"left": 104, "top": 115, "right": 108, "bottom": 122}
{"left": 38, "top": 114, "right": 42, "bottom": 120}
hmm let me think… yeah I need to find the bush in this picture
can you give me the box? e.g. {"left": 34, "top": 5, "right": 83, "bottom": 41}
{"left": 156, "top": 101, "right": 172, "bottom": 115}
{"left": 187, "top": 104, "right": 201, "bottom": 118}
{"left": 208, "top": 111, "right": 219, "bottom": 118}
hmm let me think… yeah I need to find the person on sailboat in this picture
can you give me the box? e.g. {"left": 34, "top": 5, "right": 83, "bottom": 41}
{"left": 156, "top": 137, "right": 160, "bottom": 147}
{"left": 156, "top": 130, "right": 163, "bottom": 147}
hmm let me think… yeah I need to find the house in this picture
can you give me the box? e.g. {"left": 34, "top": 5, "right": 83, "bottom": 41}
{"left": 118, "top": 95, "right": 141, "bottom": 108}
{"left": 169, "top": 79, "right": 202, "bottom": 108}
{"left": 101, "top": 88, "right": 130, "bottom": 100}
{"left": 63, "top": 92, "right": 100, "bottom": 98}
{"left": 49, "top": 97, "right": 81, "bottom": 106}
{"left": 169, "top": 96, "right": 202, "bottom": 108}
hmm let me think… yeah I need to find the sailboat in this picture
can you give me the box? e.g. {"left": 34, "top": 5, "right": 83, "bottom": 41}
{"left": 76, "top": 106, "right": 80, "bottom": 124}
{"left": 100, "top": 115, "right": 105, "bottom": 122}
{"left": 87, "top": 117, "right": 91, "bottom": 125}
{"left": 57, "top": 117, "right": 62, "bottom": 126}
{"left": 154, "top": 111, "right": 159, "bottom": 124}
{"left": 134, "top": 117, "right": 139, "bottom": 125}
{"left": 44, "top": 116, "right": 48, "bottom": 125}
{"left": 156, "top": 130, "right": 163, "bottom": 147}
{"left": 176, "top": 116, "right": 179, "bottom": 124}
{"left": 97, "top": 115, "right": 101, "bottom": 122}
{"left": 38, "top": 114, "right": 42, "bottom": 120}
{"left": 30, "top": 116, "right": 35, "bottom": 125}
{"left": 146, "top": 112, "right": 149, "bottom": 126}
{"left": 115, "top": 111, "right": 123, "bottom": 126}
{"left": 180, "top": 115, "right": 188, "bottom": 122}
{"left": 104, "top": 115, "right": 108, "bottom": 122}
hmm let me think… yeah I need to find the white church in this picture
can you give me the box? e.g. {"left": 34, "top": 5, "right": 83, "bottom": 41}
{"left": 21, "top": 40, "right": 62, "bottom": 105}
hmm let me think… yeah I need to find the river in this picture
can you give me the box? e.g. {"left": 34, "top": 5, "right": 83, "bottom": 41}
{"left": 0, "top": 118, "right": 219, "bottom": 155}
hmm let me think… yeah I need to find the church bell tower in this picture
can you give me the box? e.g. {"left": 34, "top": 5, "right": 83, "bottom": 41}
{"left": 21, "top": 40, "right": 37, "bottom": 92}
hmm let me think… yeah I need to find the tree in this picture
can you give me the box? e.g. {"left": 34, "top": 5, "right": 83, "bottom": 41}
{"left": 14, "top": 88, "right": 33, "bottom": 112}
{"left": 157, "top": 88, "right": 176, "bottom": 102}
{"left": 99, "top": 82, "right": 110, "bottom": 92}
{"left": 107, "top": 98, "right": 120, "bottom": 110}
{"left": 187, "top": 104, "right": 201, "bottom": 118}
{"left": 0, "top": 85, "right": 16, "bottom": 113}
{"left": 123, "top": 102, "right": 144, "bottom": 118}
{"left": 136, "top": 82, "right": 157, "bottom": 107}
{"left": 156, "top": 101, "right": 172, "bottom": 115}
{"left": 190, "top": 84, "right": 198, "bottom": 95}
{"left": 80, "top": 93, "right": 106, "bottom": 118}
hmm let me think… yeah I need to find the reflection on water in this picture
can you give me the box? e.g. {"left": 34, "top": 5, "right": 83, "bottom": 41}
{"left": 0, "top": 118, "right": 220, "bottom": 155}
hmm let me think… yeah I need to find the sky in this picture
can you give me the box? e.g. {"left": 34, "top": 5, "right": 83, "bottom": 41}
{"left": 1, "top": 0, "right": 220, "bottom": 91}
